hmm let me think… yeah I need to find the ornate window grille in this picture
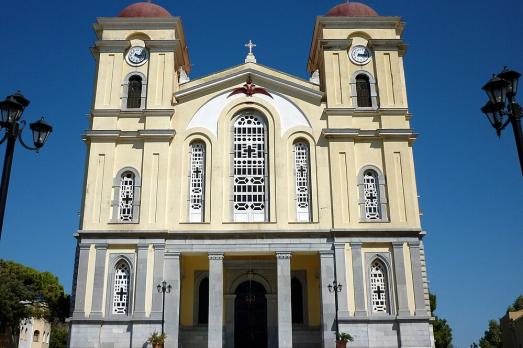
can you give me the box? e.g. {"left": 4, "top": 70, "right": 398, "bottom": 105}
{"left": 189, "top": 142, "right": 205, "bottom": 222}
{"left": 370, "top": 260, "right": 388, "bottom": 313}
{"left": 127, "top": 75, "right": 142, "bottom": 109}
{"left": 112, "top": 261, "right": 130, "bottom": 314}
{"left": 233, "top": 111, "right": 267, "bottom": 222}
{"left": 356, "top": 74, "right": 372, "bottom": 107}
{"left": 363, "top": 170, "right": 380, "bottom": 220}
{"left": 294, "top": 142, "right": 311, "bottom": 222}
{"left": 118, "top": 172, "right": 135, "bottom": 222}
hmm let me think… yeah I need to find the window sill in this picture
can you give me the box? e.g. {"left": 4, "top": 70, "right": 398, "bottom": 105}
{"left": 108, "top": 221, "right": 140, "bottom": 225}
{"left": 179, "top": 222, "right": 211, "bottom": 225}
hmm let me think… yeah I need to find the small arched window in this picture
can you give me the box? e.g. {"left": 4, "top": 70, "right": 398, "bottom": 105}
{"left": 232, "top": 111, "right": 268, "bottom": 222}
{"left": 356, "top": 74, "right": 372, "bottom": 107}
{"left": 33, "top": 330, "right": 40, "bottom": 342}
{"left": 363, "top": 170, "right": 380, "bottom": 220}
{"left": 198, "top": 277, "right": 209, "bottom": 324}
{"left": 291, "top": 277, "right": 304, "bottom": 324}
{"left": 189, "top": 142, "right": 206, "bottom": 222}
{"left": 127, "top": 75, "right": 142, "bottom": 109}
{"left": 370, "top": 260, "right": 389, "bottom": 313}
{"left": 112, "top": 261, "right": 130, "bottom": 315}
{"left": 294, "top": 141, "right": 311, "bottom": 222}
{"left": 118, "top": 171, "right": 135, "bottom": 222}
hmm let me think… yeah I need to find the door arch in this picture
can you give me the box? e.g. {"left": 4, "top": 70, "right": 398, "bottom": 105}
{"left": 234, "top": 280, "right": 268, "bottom": 348}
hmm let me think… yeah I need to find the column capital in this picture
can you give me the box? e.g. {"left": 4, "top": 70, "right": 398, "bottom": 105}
{"left": 78, "top": 243, "right": 91, "bottom": 250}
{"left": 392, "top": 241, "right": 405, "bottom": 248}
{"left": 94, "top": 243, "right": 108, "bottom": 250}
{"left": 137, "top": 242, "right": 149, "bottom": 250}
{"left": 350, "top": 242, "right": 362, "bottom": 249}
{"left": 276, "top": 251, "right": 292, "bottom": 259}
{"left": 319, "top": 250, "right": 334, "bottom": 257}
{"left": 333, "top": 242, "right": 346, "bottom": 249}
{"left": 208, "top": 252, "right": 224, "bottom": 261}
{"left": 153, "top": 243, "right": 166, "bottom": 250}
{"left": 408, "top": 240, "right": 421, "bottom": 248}
{"left": 165, "top": 251, "right": 181, "bottom": 259}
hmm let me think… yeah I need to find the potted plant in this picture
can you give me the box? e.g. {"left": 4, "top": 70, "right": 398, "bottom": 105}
{"left": 336, "top": 332, "right": 354, "bottom": 348}
{"left": 148, "top": 331, "right": 166, "bottom": 348}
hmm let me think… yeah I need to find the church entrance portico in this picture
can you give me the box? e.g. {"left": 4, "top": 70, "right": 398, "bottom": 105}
{"left": 234, "top": 280, "right": 268, "bottom": 348}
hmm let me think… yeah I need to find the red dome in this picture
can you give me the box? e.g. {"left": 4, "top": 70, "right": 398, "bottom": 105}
{"left": 325, "top": 2, "right": 379, "bottom": 17}
{"left": 118, "top": 2, "right": 172, "bottom": 17}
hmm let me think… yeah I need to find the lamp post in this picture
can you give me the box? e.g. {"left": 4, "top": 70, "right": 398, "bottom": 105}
{"left": 328, "top": 279, "right": 342, "bottom": 342}
{"left": 481, "top": 67, "right": 523, "bottom": 175}
{"left": 157, "top": 280, "right": 172, "bottom": 336}
{"left": 0, "top": 92, "right": 52, "bottom": 239}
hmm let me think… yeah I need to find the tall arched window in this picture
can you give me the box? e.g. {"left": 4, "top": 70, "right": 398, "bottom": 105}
{"left": 198, "top": 277, "right": 209, "bottom": 324}
{"left": 356, "top": 74, "right": 372, "bottom": 107}
{"left": 189, "top": 142, "right": 206, "bottom": 222}
{"left": 112, "top": 261, "right": 130, "bottom": 315}
{"left": 33, "top": 330, "right": 40, "bottom": 342}
{"left": 233, "top": 111, "right": 268, "bottom": 222}
{"left": 370, "top": 260, "right": 389, "bottom": 313}
{"left": 118, "top": 171, "right": 135, "bottom": 222}
{"left": 363, "top": 170, "right": 380, "bottom": 220}
{"left": 127, "top": 75, "right": 142, "bottom": 109}
{"left": 291, "top": 277, "right": 304, "bottom": 324}
{"left": 294, "top": 141, "right": 311, "bottom": 222}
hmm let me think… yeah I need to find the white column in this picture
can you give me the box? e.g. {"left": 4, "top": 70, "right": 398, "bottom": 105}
{"left": 392, "top": 242, "right": 410, "bottom": 316}
{"left": 89, "top": 243, "right": 107, "bottom": 319}
{"left": 409, "top": 241, "right": 429, "bottom": 316}
{"left": 208, "top": 252, "right": 224, "bottom": 348}
{"left": 319, "top": 250, "right": 336, "bottom": 348}
{"left": 164, "top": 251, "right": 181, "bottom": 347}
{"left": 72, "top": 243, "right": 90, "bottom": 318}
{"left": 350, "top": 242, "right": 367, "bottom": 316}
{"left": 276, "top": 252, "right": 293, "bottom": 348}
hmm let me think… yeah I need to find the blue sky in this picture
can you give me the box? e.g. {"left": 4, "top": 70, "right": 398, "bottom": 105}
{"left": 0, "top": 0, "right": 522, "bottom": 346}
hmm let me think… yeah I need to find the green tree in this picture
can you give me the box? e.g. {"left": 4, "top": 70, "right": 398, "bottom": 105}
{"left": 479, "top": 320, "right": 503, "bottom": 348}
{"left": 508, "top": 295, "right": 523, "bottom": 312}
{"left": 49, "top": 323, "right": 69, "bottom": 348}
{"left": 430, "top": 293, "right": 454, "bottom": 348}
{"left": 0, "top": 260, "right": 69, "bottom": 346}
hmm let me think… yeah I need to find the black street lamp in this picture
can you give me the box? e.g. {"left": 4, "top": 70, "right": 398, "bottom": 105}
{"left": 0, "top": 92, "right": 52, "bottom": 239}
{"left": 157, "top": 280, "right": 172, "bottom": 336}
{"left": 481, "top": 67, "right": 523, "bottom": 175}
{"left": 328, "top": 279, "right": 342, "bottom": 341}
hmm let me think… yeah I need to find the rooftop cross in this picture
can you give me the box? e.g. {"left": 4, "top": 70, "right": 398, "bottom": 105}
{"left": 244, "top": 40, "right": 257, "bottom": 64}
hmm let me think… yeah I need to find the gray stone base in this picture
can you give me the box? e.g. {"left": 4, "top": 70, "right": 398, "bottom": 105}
{"left": 69, "top": 322, "right": 161, "bottom": 348}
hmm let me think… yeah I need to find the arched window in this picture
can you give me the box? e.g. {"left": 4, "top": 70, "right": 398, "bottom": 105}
{"left": 33, "top": 330, "right": 40, "bottom": 342}
{"left": 356, "top": 74, "right": 372, "bottom": 107}
{"left": 112, "top": 261, "right": 130, "bottom": 315}
{"left": 370, "top": 260, "right": 389, "bottom": 313}
{"left": 291, "top": 277, "right": 304, "bottom": 324}
{"left": 363, "top": 170, "right": 380, "bottom": 220}
{"left": 232, "top": 111, "right": 268, "bottom": 222}
{"left": 198, "top": 277, "right": 209, "bottom": 324}
{"left": 126, "top": 75, "right": 142, "bottom": 109}
{"left": 118, "top": 171, "right": 135, "bottom": 222}
{"left": 294, "top": 141, "right": 311, "bottom": 222}
{"left": 189, "top": 142, "right": 206, "bottom": 222}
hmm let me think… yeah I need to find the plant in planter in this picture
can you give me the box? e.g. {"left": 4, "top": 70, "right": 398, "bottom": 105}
{"left": 147, "top": 331, "right": 167, "bottom": 348}
{"left": 336, "top": 332, "right": 354, "bottom": 348}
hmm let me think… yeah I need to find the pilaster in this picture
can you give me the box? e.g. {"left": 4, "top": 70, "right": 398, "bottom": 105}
{"left": 164, "top": 251, "right": 181, "bottom": 347}
{"left": 319, "top": 250, "right": 336, "bottom": 348}
{"left": 350, "top": 242, "right": 367, "bottom": 316}
{"left": 151, "top": 243, "right": 165, "bottom": 318}
{"left": 89, "top": 243, "right": 107, "bottom": 319}
{"left": 409, "top": 241, "right": 429, "bottom": 316}
{"left": 334, "top": 242, "right": 350, "bottom": 317}
{"left": 276, "top": 252, "right": 293, "bottom": 348}
{"left": 392, "top": 242, "right": 410, "bottom": 316}
{"left": 208, "top": 252, "right": 224, "bottom": 348}
{"left": 72, "top": 243, "right": 90, "bottom": 318}
{"left": 133, "top": 242, "right": 149, "bottom": 319}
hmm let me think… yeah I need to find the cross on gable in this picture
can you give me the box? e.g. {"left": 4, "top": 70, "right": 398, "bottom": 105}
{"left": 245, "top": 40, "right": 256, "bottom": 54}
{"left": 374, "top": 285, "right": 385, "bottom": 300}
{"left": 244, "top": 145, "right": 256, "bottom": 158}
{"left": 116, "top": 287, "right": 126, "bottom": 301}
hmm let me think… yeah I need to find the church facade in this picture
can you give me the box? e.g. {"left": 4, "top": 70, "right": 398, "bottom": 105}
{"left": 68, "top": 2, "right": 435, "bottom": 348}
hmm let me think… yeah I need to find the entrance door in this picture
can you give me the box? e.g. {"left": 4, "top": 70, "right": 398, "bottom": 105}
{"left": 234, "top": 280, "right": 268, "bottom": 348}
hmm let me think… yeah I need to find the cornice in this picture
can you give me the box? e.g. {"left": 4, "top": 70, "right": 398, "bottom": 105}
{"left": 92, "top": 40, "right": 130, "bottom": 54}
{"left": 319, "top": 38, "right": 353, "bottom": 51}
{"left": 323, "top": 107, "right": 410, "bottom": 117}
{"left": 368, "top": 39, "right": 408, "bottom": 56}
{"left": 322, "top": 128, "right": 417, "bottom": 141}
{"left": 91, "top": 109, "right": 174, "bottom": 118}
{"left": 174, "top": 67, "right": 324, "bottom": 104}
{"left": 82, "top": 129, "right": 175, "bottom": 142}
{"left": 144, "top": 40, "right": 177, "bottom": 52}
{"left": 94, "top": 17, "right": 182, "bottom": 37}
